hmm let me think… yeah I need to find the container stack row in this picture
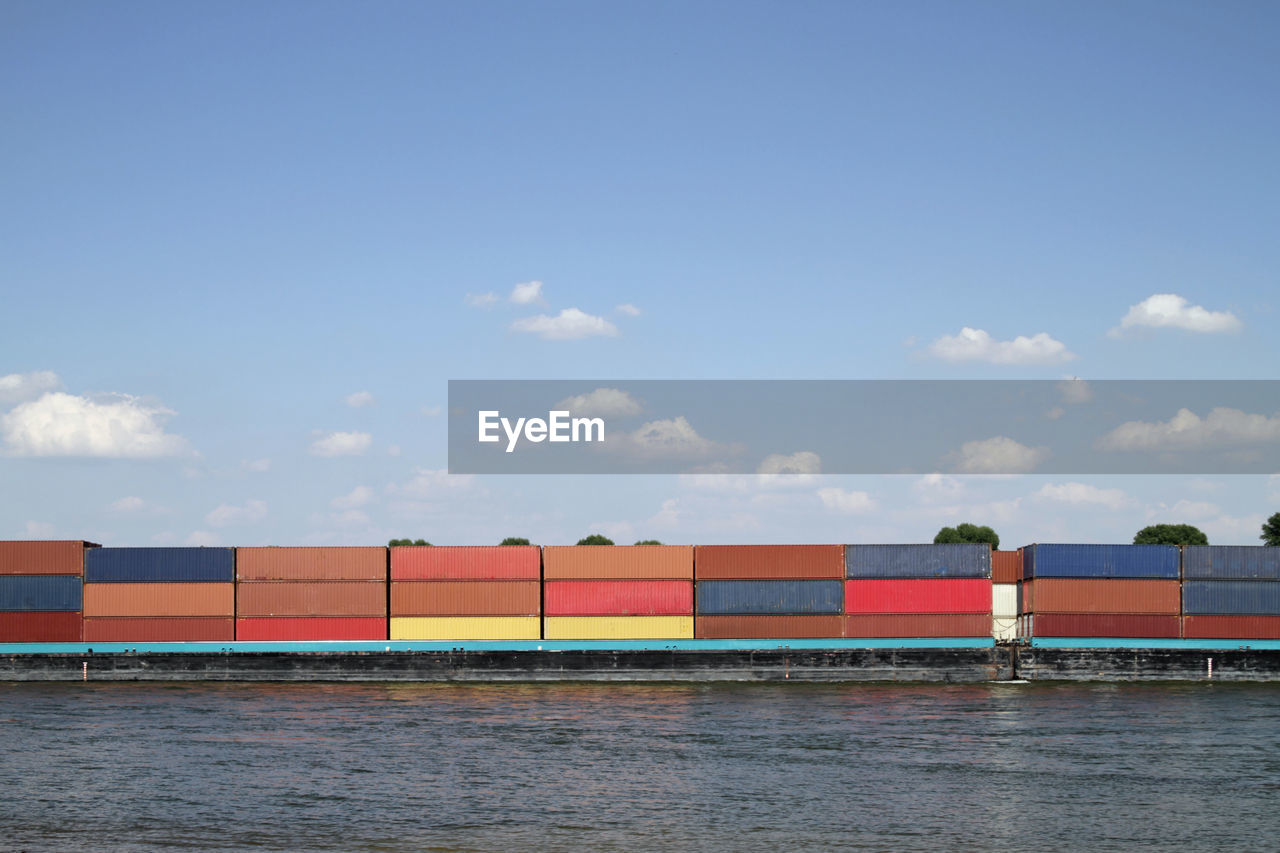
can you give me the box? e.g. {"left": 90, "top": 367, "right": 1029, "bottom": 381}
{"left": 391, "top": 546, "right": 541, "bottom": 640}
{"left": 0, "top": 541, "right": 87, "bottom": 642}
{"left": 544, "top": 546, "right": 694, "bottom": 639}
{"left": 1182, "top": 546, "right": 1280, "bottom": 639}
{"left": 844, "top": 545, "right": 992, "bottom": 637}
{"left": 236, "top": 547, "right": 387, "bottom": 640}
{"left": 991, "top": 550, "right": 1021, "bottom": 641}
{"left": 84, "top": 548, "right": 235, "bottom": 641}
{"left": 695, "top": 546, "right": 845, "bottom": 638}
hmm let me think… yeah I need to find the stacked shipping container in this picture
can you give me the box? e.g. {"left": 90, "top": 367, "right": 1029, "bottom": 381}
{"left": 1182, "top": 546, "right": 1280, "bottom": 639}
{"left": 235, "top": 547, "right": 386, "bottom": 640}
{"left": 0, "top": 541, "right": 89, "bottom": 642}
{"left": 695, "top": 546, "right": 844, "bottom": 638}
{"left": 390, "top": 546, "right": 541, "bottom": 639}
{"left": 1022, "top": 544, "right": 1181, "bottom": 638}
{"left": 843, "top": 545, "right": 991, "bottom": 637}
{"left": 543, "top": 546, "right": 694, "bottom": 639}
{"left": 84, "top": 548, "right": 235, "bottom": 641}
{"left": 992, "top": 550, "right": 1020, "bottom": 641}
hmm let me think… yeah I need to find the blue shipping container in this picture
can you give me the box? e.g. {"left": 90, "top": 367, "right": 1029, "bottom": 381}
{"left": 0, "top": 576, "right": 82, "bottom": 611}
{"left": 1183, "top": 546, "right": 1280, "bottom": 580}
{"left": 1183, "top": 581, "right": 1280, "bottom": 615}
{"left": 845, "top": 544, "right": 990, "bottom": 579}
{"left": 1023, "top": 544, "right": 1179, "bottom": 579}
{"left": 85, "top": 547, "right": 235, "bottom": 583}
{"left": 696, "top": 580, "right": 843, "bottom": 615}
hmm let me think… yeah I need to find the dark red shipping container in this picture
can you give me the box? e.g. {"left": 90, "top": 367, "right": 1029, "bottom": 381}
{"left": 545, "top": 580, "right": 693, "bottom": 616}
{"left": 992, "top": 551, "right": 1021, "bottom": 585}
{"left": 0, "top": 611, "right": 81, "bottom": 642}
{"left": 1033, "top": 613, "right": 1180, "bottom": 638}
{"left": 843, "top": 579, "right": 991, "bottom": 614}
{"left": 843, "top": 614, "right": 991, "bottom": 638}
{"left": 391, "top": 546, "right": 540, "bottom": 581}
{"left": 0, "top": 541, "right": 94, "bottom": 575}
{"left": 236, "top": 617, "right": 387, "bottom": 641}
{"left": 391, "top": 581, "right": 540, "bottom": 616}
{"left": 695, "top": 614, "right": 843, "bottom": 639}
{"left": 83, "top": 617, "right": 234, "bottom": 642}
{"left": 1182, "top": 615, "right": 1280, "bottom": 640}
{"left": 694, "top": 545, "right": 844, "bottom": 579}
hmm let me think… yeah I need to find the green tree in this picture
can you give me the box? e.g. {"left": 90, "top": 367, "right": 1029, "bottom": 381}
{"left": 1133, "top": 524, "right": 1208, "bottom": 546}
{"left": 934, "top": 523, "right": 999, "bottom": 549}
{"left": 388, "top": 538, "right": 431, "bottom": 547}
{"left": 1260, "top": 512, "right": 1280, "bottom": 546}
{"left": 500, "top": 537, "right": 532, "bottom": 546}
{"left": 634, "top": 539, "right": 663, "bottom": 545}
{"left": 576, "top": 534, "right": 615, "bottom": 545}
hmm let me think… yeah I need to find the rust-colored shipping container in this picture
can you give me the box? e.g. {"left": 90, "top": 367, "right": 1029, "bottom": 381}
{"left": 1033, "top": 613, "right": 1181, "bottom": 637}
{"left": 694, "top": 545, "right": 844, "bottom": 579}
{"left": 235, "top": 547, "right": 386, "bottom": 581}
{"left": 0, "top": 612, "right": 81, "bottom": 642}
{"left": 235, "top": 581, "right": 386, "bottom": 617}
{"left": 843, "top": 579, "right": 991, "bottom": 614}
{"left": 236, "top": 617, "right": 387, "bottom": 641}
{"left": 1023, "top": 579, "right": 1180, "bottom": 614}
{"left": 695, "top": 614, "right": 843, "bottom": 639}
{"left": 83, "top": 617, "right": 234, "bottom": 642}
{"left": 992, "top": 551, "right": 1021, "bottom": 585}
{"left": 391, "top": 546, "right": 540, "bottom": 581}
{"left": 542, "top": 545, "right": 693, "bottom": 579}
{"left": 0, "top": 541, "right": 95, "bottom": 576}
{"left": 545, "top": 580, "right": 693, "bottom": 616}
{"left": 83, "top": 583, "right": 234, "bottom": 617}
{"left": 843, "top": 614, "right": 992, "bottom": 638}
{"left": 391, "top": 581, "right": 540, "bottom": 616}
{"left": 1183, "top": 615, "right": 1280, "bottom": 639}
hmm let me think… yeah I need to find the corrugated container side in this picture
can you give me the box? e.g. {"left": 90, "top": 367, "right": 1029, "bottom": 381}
{"left": 542, "top": 615, "right": 694, "bottom": 640}
{"left": 0, "top": 612, "right": 82, "bottom": 642}
{"left": 234, "top": 547, "right": 387, "bottom": 581}
{"left": 696, "top": 580, "right": 844, "bottom": 615}
{"left": 85, "top": 547, "right": 235, "bottom": 583}
{"left": 83, "top": 583, "right": 234, "bottom": 617}
{"left": 1032, "top": 613, "right": 1181, "bottom": 638}
{"left": 992, "top": 616, "right": 1018, "bottom": 642}
{"left": 844, "top": 544, "right": 991, "bottom": 579}
{"left": 1182, "top": 546, "right": 1280, "bottom": 580}
{"left": 0, "top": 576, "right": 83, "bottom": 611}
{"left": 1027, "top": 579, "right": 1182, "bottom": 615}
{"left": 693, "top": 545, "right": 844, "bottom": 579}
{"left": 390, "top": 546, "right": 541, "bottom": 581}
{"left": 390, "top": 616, "right": 542, "bottom": 641}
{"left": 235, "top": 617, "right": 387, "bottom": 641}
{"left": 1182, "top": 615, "right": 1280, "bottom": 640}
{"left": 1023, "top": 544, "right": 1179, "bottom": 579}
{"left": 0, "top": 541, "right": 92, "bottom": 576}
{"left": 390, "top": 581, "right": 540, "bottom": 616}
{"left": 1182, "top": 581, "right": 1280, "bottom": 615}
{"left": 83, "top": 617, "right": 235, "bottom": 642}
{"left": 843, "top": 614, "right": 992, "bottom": 638}
{"left": 235, "top": 581, "right": 386, "bottom": 617}
{"left": 695, "top": 615, "right": 843, "bottom": 639}
{"left": 544, "top": 580, "right": 693, "bottom": 616}
{"left": 992, "top": 551, "right": 1021, "bottom": 584}
{"left": 993, "top": 584, "right": 1018, "bottom": 617}
{"left": 542, "top": 546, "right": 693, "bottom": 579}
{"left": 843, "top": 579, "right": 991, "bottom": 615}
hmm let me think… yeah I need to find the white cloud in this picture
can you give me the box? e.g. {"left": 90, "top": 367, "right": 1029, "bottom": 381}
{"left": 466, "top": 292, "right": 500, "bottom": 308}
{"left": 345, "top": 391, "right": 375, "bottom": 408}
{"left": 952, "top": 436, "right": 1049, "bottom": 473}
{"left": 309, "top": 431, "right": 372, "bottom": 457}
{"left": 817, "top": 487, "right": 877, "bottom": 514}
{"left": 387, "top": 468, "right": 476, "bottom": 499}
{"left": 1033, "top": 482, "right": 1132, "bottom": 511}
{"left": 678, "top": 472, "right": 815, "bottom": 492}
{"left": 928, "top": 327, "right": 1076, "bottom": 365}
{"left": 554, "top": 387, "right": 643, "bottom": 418}
{"left": 387, "top": 444, "right": 402, "bottom": 457}
{"left": 1111, "top": 293, "right": 1241, "bottom": 336}
{"left": 616, "top": 303, "right": 642, "bottom": 317}
{"left": 1, "top": 392, "right": 189, "bottom": 458}
{"left": 331, "top": 486, "right": 374, "bottom": 510}
{"left": 0, "top": 371, "right": 61, "bottom": 405}
{"left": 205, "top": 499, "right": 268, "bottom": 528}
{"left": 510, "top": 280, "right": 545, "bottom": 305}
{"left": 1045, "top": 407, "right": 1066, "bottom": 420}
{"left": 109, "top": 496, "right": 146, "bottom": 513}
{"left": 185, "top": 530, "right": 220, "bottom": 546}
{"left": 511, "top": 308, "right": 619, "bottom": 340}
{"left": 1098, "top": 407, "right": 1280, "bottom": 451}
{"left": 24, "top": 521, "right": 55, "bottom": 538}
{"left": 243, "top": 458, "right": 272, "bottom": 472}
{"left": 1057, "top": 377, "right": 1093, "bottom": 404}
{"left": 757, "top": 451, "right": 822, "bottom": 475}
{"left": 615, "top": 416, "right": 727, "bottom": 460}
{"left": 914, "top": 473, "right": 966, "bottom": 503}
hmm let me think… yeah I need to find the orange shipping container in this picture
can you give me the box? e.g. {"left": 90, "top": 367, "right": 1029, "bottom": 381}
{"left": 542, "top": 545, "right": 693, "bottom": 579}
{"left": 391, "top": 581, "right": 540, "bottom": 616}
{"left": 236, "top": 581, "right": 386, "bottom": 617}
{"left": 391, "top": 546, "right": 540, "bottom": 580}
{"left": 83, "top": 583, "right": 234, "bottom": 617}
{"left": 1024, "top": 578, "right": 1181, "bottom": 614}
{"left": 235, "top": 547, "right": 386, "bottom": 581}
{"left": 0, "top": 541, "right": 96, "bottom": 576}
{"left": 694, "top": 545, "right": 844, "bottom": 579}
{"left": 992, "top": 551, "right": 1021, "bottom": 585}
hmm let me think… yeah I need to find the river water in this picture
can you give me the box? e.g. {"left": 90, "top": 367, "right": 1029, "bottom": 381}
{"left": 2, "top": 681, "right": 1278, "bottom": 851}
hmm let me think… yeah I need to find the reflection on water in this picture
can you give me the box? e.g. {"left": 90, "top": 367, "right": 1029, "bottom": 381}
{"left": 2, "top": 681, "right": 1279, "bottom": 851}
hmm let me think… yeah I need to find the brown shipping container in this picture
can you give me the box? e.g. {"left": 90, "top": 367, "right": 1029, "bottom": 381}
{"left": 542, "top": 545, "right": 693, "bottom": 579}
{"left": 1033, "top": 613, "right": 1180, "bottom": 638}
{"left": 1183, "top": 615, "right": 1280, "bottom": 640}
{"left": 695, "top": 614, "right": 843, "bottom": 639}
{"left": 0, "top": 612, "right": 82, "bottom": 642}
{"left": 83, "top": 583, "right": 234, "bottom": 617}
{"left": 235, "top": 547, "right": 386, "bottom": 581}
{"left": 0, "top": 540, "right": 94, "bottom": 576}
{"left": 236, "top": 581, "right": 386, "bottom": 617}
{"left": 391, "top": 581, "right": 540, "bottom": 616}
{"left": 1026, "top": 579, "right": 1180, "bottom": 614}
{"left": 694, "top": 545, "right": 844, "bottom": 579}
{"left": 391, "top": 546, "right": 540, "bottom": 581}
{"left": 83, "top": 617, "right": 235, "bottom": 642}
{"left": 843, "top": 614, "right": 992, "bottom": 638}
{"left": 992, "top": 551, "right": 1021, "bottom": 585}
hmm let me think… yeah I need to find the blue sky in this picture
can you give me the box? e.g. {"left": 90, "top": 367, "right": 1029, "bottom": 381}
{"left": 3, "top": 1, "right": 1278, "bottom": 548}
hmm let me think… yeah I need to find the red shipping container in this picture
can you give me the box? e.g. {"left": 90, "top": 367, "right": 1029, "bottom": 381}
{"left": 0, "top": 612, "right": 81, "bottom": 642}
{"left": 0, "top": 541, "right": 95, "bottom": 575}
{"left": 695, "top": 614, "right": 843, "bottom": 639}
{"left": 844, "top": 579, "right": 991, "bottom": 614}
{"left": 235, "top": 547, "right": 386, "bottom": 581}
{"left": 1183, "top": 615, "right": 1280, "bottom": 640}
{"left": 545, "top": 580, "right": 693, "bottom": 616}
{"left": 1033, "top": 613, "right": 1181, "bottom": 638}
{"left": 542, "top": 546, "right": 693, "bottom": 579}
{"left": 391, "top": 581, "right": 540, "bottom": 616}
{"left": 843, "top": 614, "right": 992, "bottom": 638}
{"left": 992, "top": 551, "right": 1021, "bottom": 585}
{"left": 391, "top": 546, "right": 540, "bottom": 581}
{"left": 236, "top": 617, "right": 387, "bottom": 641}
{"left": 694, "top": 545, "right": 844, "bottom": 579}
{"left": 84, "top": 617, "right": 234, "bottom": 642}
{"left": 236, "top": 581, "right": 386, "bottom": 617}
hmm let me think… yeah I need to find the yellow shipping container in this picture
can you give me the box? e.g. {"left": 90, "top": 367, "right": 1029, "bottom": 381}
{"left": 390, "top": 616, "right": 541, "bottom": 641}
{"left": 542, "top": 615, "right": 694, "bottom": 640}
